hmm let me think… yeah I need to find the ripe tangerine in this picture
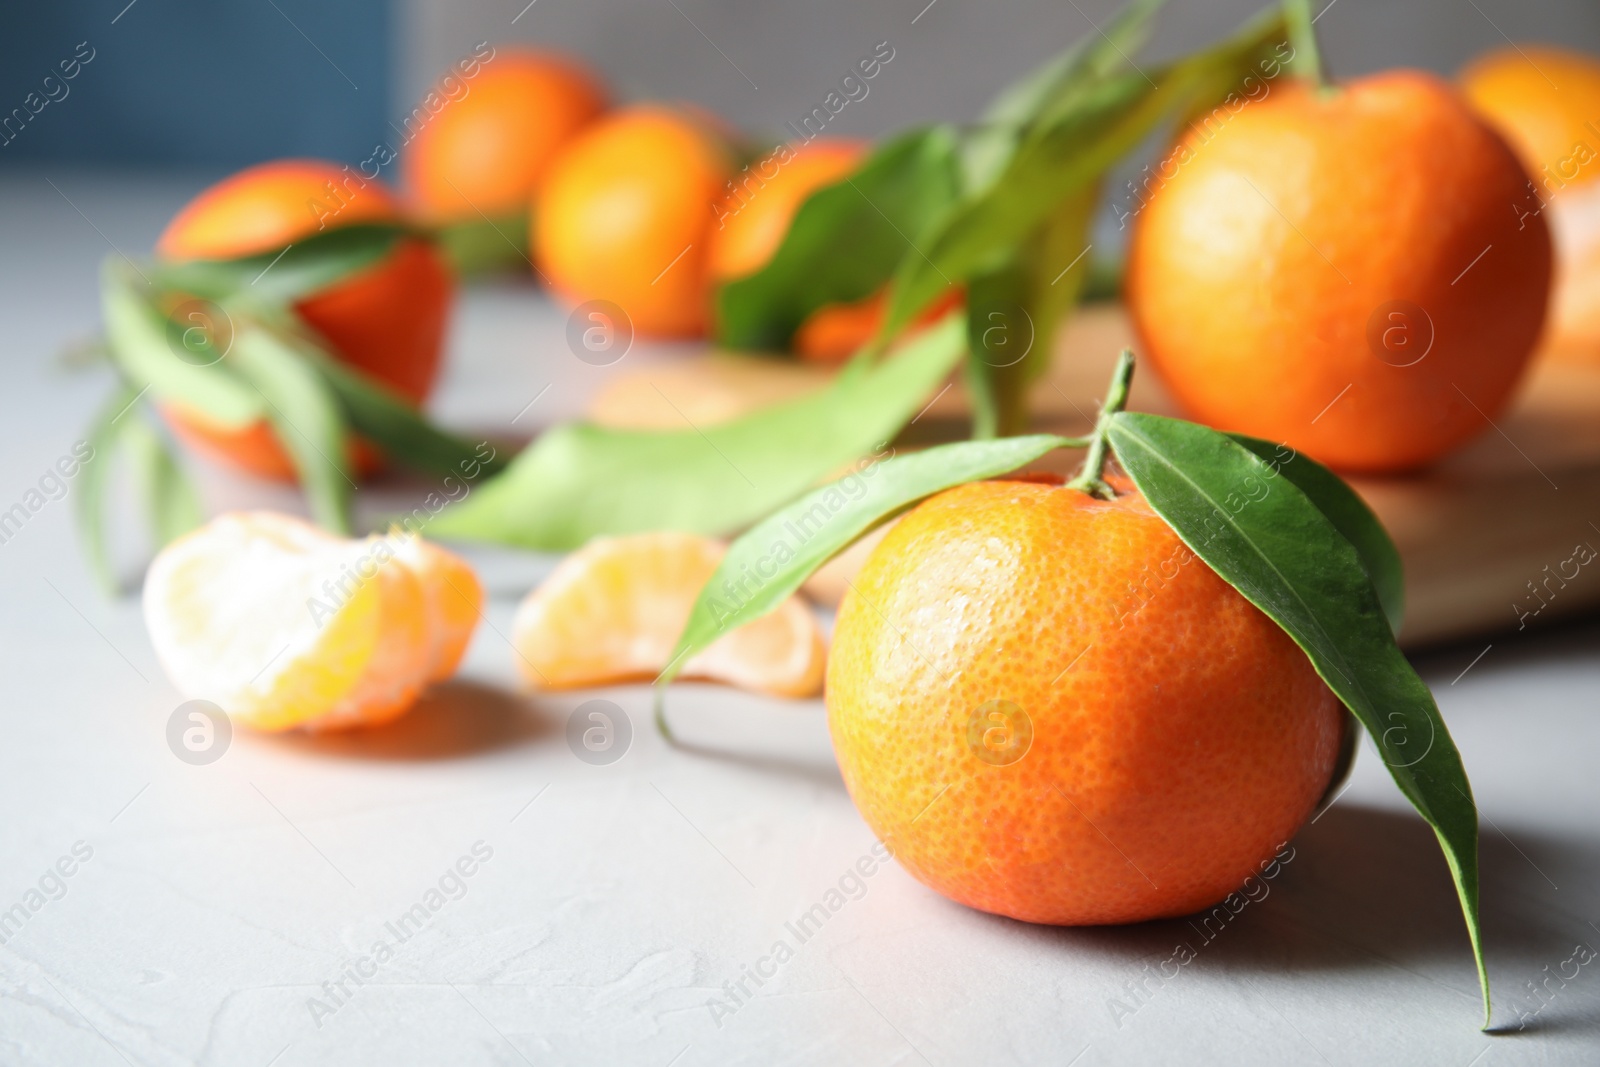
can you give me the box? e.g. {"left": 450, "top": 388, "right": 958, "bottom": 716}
{"left": 534, "top": 105, "right": 731, "bottom": 338}
{"left": 404, "top": 47, "right": 606, "bottom": 223}
{"left": 1126, "top": 71, "right": 1552, "bottom": 472}
{"left": 826, "top": 478, "right": 1344, "bottom": 924}
{"left": 1461, "top": 46, "right": 1600, "bottom": 361}
{"left": 157, "top": 159, "right": 453, "bottom": 481}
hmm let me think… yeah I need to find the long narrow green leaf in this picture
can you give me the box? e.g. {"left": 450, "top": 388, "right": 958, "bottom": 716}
{"left": 1106, "top": 411, "right": 1485, "bottom": 1025}
{"left": 883, "top": 8, "right": 1289, "bottom": 338}
{"left": 963, "top": 185, "right": 1099, "bottom": 439}
{"left": 100, "top": 262, "right": 262, "bottom": 428}
{"left": 1228, "top": 432, "right": 1405, "bottom": 634}
{"left": 659, "top": 433, "right": 1079, "bottom": 703}
{"left": 149, "top": 224, "right": 413, "bottom": 307}
{"left": 75, "top": 383, "right": 138, "bottom": 594}
{"left": 430, "top": 315, "right": 969, "bottom": 550}
{"left": 227, "top": 328, "right": 353, "bottom": 533}
{"left": 267, "top": 324, "right": 508, "bottom": 481}
{"left": 122, "top": 415, "right": 203, "bottom": 549}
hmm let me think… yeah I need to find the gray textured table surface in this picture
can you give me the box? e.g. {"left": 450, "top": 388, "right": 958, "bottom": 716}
{"left": 1, "top": 172, "right": 1597, "bottom": 1066}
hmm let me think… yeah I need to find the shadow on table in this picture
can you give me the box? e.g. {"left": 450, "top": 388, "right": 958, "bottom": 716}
{"left": 999, "top": 803, "right": 1600, "bottom": 1037}
{"left": 259, "top": 680, "right": 557, "bottom": 761}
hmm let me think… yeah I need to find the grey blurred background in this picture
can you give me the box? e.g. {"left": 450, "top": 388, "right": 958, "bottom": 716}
{"left": 1, "top": 0, "right": 1596, "bottom": 171}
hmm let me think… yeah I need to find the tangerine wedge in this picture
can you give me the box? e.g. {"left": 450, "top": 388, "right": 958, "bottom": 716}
{"left": 510, "top": 532, "right": 824, "bottom": 697}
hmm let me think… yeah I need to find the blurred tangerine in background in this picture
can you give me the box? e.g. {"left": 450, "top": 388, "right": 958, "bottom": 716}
{"left": 708, "top": 139, "right": 867, "bottom": 281}
{"left": 1127, "top": 71, "right": 1552, "bottom": 473}
{"left": 709, "top": 138, "right": 876, "bottom": 361}
{"left": 708, "top": 138, "right": 965, "bottom": 362}
{"left": 157, "top": 160, "right": 453, "bottom": 480}
{"left": 534, "top": 104, "right": 732, "bottom": 339}
{"left": 1461, "top": 45, "right": 1600, "bottom": 363}
{"left": 404, "top": 47, "right": 607, "bottom": 225}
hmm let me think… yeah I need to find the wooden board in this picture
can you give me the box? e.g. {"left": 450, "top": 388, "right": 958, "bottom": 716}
{"left": 588, "top": 306, "right": 1600, "bottom": 649}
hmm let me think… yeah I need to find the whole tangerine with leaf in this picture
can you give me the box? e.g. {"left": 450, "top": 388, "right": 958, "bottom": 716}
{"left": 156, "top": 159, "right": 454, "bottom": 481}
{"left": 1126, "top": 69, "right": 1553, "bottom": 472}
{"left": 662, "top": 350, "right": 1490, "bottom": 1024}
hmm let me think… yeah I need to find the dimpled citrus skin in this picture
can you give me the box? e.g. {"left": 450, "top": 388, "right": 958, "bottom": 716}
{"left": 1126, "top": 71, "right": 1551, "bottom": 473}
{"left": 826, "top": 480, "right": 1345, "bottom": 925}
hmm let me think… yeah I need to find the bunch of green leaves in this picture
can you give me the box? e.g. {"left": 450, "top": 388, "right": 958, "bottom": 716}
{"left": 714, "top": 0, "right": 1299, "bottom": 437}
{"left": 79, "top": 226, "right": 503, "bottom": 592}
{"left": 659, "top": 351, "right": 1488, "bottom": 1028}
{"left": 437, "top": 0, "right": 1308, "bottom": 552}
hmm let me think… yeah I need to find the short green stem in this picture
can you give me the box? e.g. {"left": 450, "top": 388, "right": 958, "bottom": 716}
{"left": 1065, "top": 348, "right": 1135, "bottom": 499}
{"left": 1284, "top": 0, "right": 1329, "bottom": 90}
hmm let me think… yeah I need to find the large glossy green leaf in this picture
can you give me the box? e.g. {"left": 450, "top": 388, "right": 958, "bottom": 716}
{"left": 101, "top": 263, "right": 263, "bottom": 428}
{"left": 1228, "top": 432, "right": 1405, "bottom": 634}
{"left": 429, "top": 315, "right": 969, "bottom": 550}
{"left": 882, "top": 8, "right": 1289, "bottom": 338}
{"left": 656, "top": 433, "right": 1081, "bottom": 729}
{"left": 227, "top": 327, "right": 353, "bottom": 533}
{"left": 149, "top": 224, "right": 413, "bottom": 307}
{"left": 713, "top": 127, "right": 963, "bottom": 352}
{"left": 1105, "top": 411, "right": 1485, "bottom": 1025}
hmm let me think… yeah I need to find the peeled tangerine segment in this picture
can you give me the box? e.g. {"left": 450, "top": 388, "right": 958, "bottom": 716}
{"left": 143, "top": 512, "right": 481, "bottom": 732}
{"left": 510, "top": 532, "right": 825, "bottom": 697}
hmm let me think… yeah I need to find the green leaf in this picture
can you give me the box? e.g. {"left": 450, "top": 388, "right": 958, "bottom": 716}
{"left": 74, "top": 384, "right": 204, "bottom": 595}
{"left": 227, "top": 327, "right": 353, "bottom": 533}
{"left": 659, "top": 432, "right": 1075, "bottom": 682}
{"left": 433, "top": 213, "right": 531, "bottom": 277}
{"left": 149, "top": 224, "right": 414, "bottom": 307}
{"left": 1227, "top": 432, "right": 1405, "bottom": 634}
{"left": 263, "top": 323, "right": 508, "bottom": 481}
{"left": 75, "top": 383, "right": 139, "bottom": 594}
{"left": 882, "top": 7, "right": 1289, "bottom": 338}
{"left": 1105, "top": 411, "right": 1486, "bottom": 1026}
{"left": 430, "top": 314, "right": 969, "bottom": 550}
{"left": 961, "top": 0, "right": 1166, "bottom": 189}
{"left": 101, "top": 262, "right": 263, "bottom": 429}
{"left": 963, "top": 185, "right": 1098, "bottom": 439}
{"left": 713, "top": 127, "right": 963, "bottom": 352}
{"left": 122, "top": 415, "right": 204, "bottom": 549}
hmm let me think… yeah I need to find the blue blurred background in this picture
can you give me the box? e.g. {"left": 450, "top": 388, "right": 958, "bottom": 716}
{"left": 0, "top": 0, "right": 390, "bottom": 167}
{"left": 1, "top": 0, "right": 1594, "bottom": 170}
